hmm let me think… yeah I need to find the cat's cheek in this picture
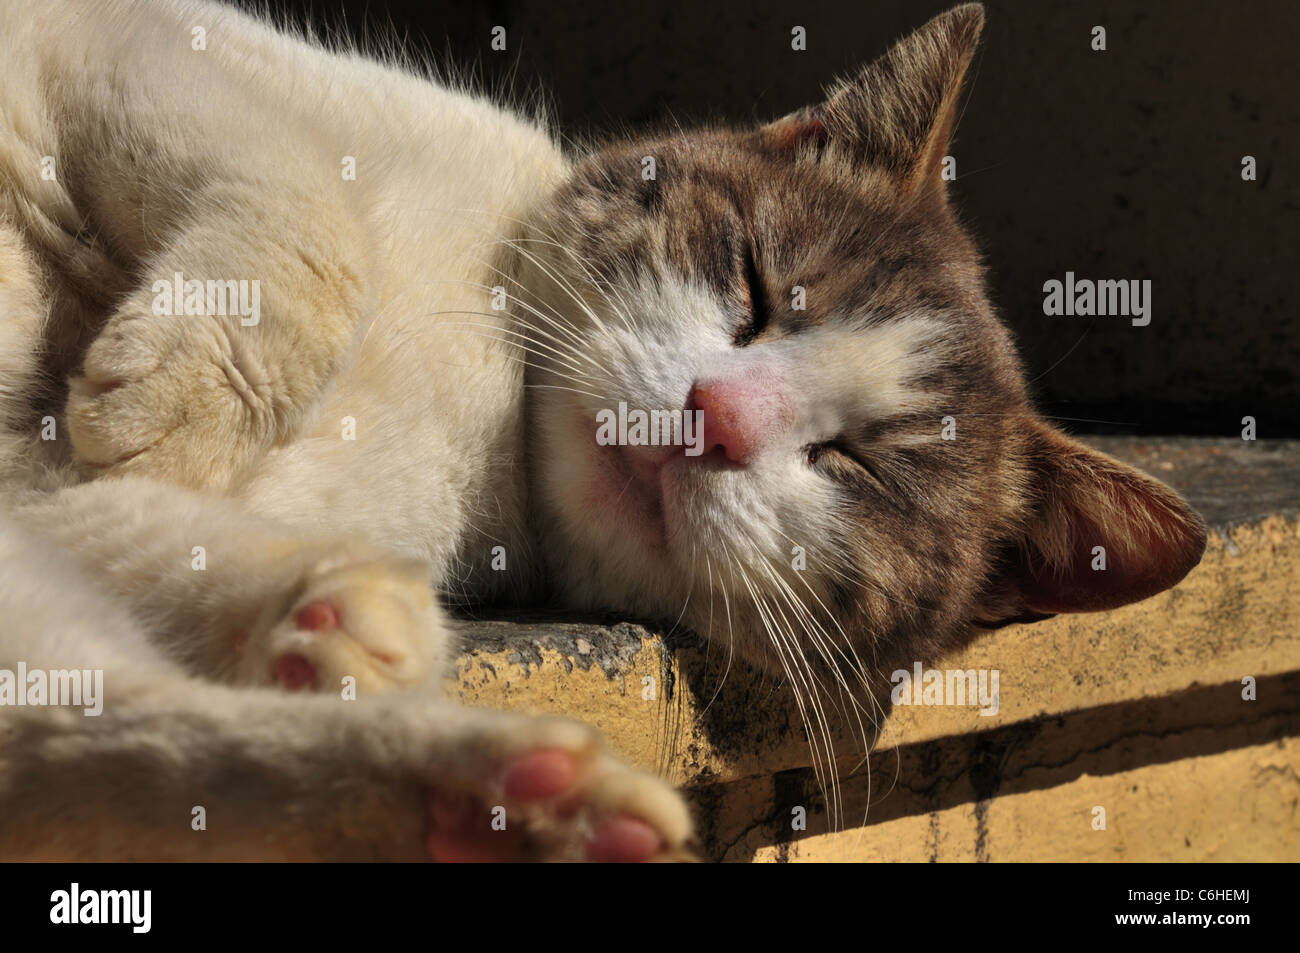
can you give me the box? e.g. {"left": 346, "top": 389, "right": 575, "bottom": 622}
{"left": 578, "top": 443, "right": 671, "bottom": 548}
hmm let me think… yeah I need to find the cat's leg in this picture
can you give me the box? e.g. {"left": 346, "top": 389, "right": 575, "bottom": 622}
{"left": 0, "top": 527, "right": 691, "bottom": 861}
{"left": 0, "top": 678, "right": 692, "bottom": 862}
{"left": 11, "top": 477, "right": 450, "bottom": 695}
{"left": 64, "top": 180, "right": 372, "bottom": 492}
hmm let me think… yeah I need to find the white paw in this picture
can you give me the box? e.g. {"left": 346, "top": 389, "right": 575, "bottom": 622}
{"left": 235, "top": 555, "right": 448, "bottom": 695}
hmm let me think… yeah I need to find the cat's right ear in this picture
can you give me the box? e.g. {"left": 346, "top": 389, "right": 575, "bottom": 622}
{"left": 760, "top": 3, "right": 984, "bottom": 196}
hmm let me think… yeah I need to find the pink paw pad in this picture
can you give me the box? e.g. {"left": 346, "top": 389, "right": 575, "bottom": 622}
{"left": 503, "top": 749, "right": 579, "bottom": 802}
{"left": 587, "top": 816, "right": 664, "bottom": 863}
{"left": 294, "top": 601, "right": 339, "bottom": 632}
{"left": 273, "top": 653, "right": 317, "bottom": 691}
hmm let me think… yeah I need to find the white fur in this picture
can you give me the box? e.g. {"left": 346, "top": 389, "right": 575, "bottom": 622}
{"left": 0, "top": 0, "right": 690, "bottom": 860}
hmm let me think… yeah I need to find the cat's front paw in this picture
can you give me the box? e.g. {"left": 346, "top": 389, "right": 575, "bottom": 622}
{"left": 235, "top": 554, "right": 448, "bottom": 695}
{"left": 66, "top": 307, "right": 280, "bottom": 491}
{"left": 428, "top": 719, "right": 695, "bottom": 862}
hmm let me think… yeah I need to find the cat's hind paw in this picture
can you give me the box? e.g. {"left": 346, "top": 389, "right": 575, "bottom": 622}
{"left": 235, "top": 555, "right": 447, "bottom": 695}
{"left": 427, "top": 736, "right": 695, "bottom": 863}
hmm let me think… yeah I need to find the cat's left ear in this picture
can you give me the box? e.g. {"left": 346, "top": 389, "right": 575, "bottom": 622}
{"left": 974, "top": 421, "right": 1208, "bottom": 629}
{"left": 761, "top": 3, "right": 984, "bottom": 195}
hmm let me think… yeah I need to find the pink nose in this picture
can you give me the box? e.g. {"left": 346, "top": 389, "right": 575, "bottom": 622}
{"left": 689, "top": 376, "right": 789, "bottom": 466}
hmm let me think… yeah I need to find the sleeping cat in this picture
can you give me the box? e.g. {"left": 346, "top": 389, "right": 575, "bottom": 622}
{"left": 0, "top": 0, "right": 1205, "bottom": 861}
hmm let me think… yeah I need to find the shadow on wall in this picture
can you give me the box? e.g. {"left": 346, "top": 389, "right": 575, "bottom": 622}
{"left": 265, "top": 0, "right": 1299, "bottom": 435}
{"left": 684, "top": 671, "right": 1300, "bottom": 861}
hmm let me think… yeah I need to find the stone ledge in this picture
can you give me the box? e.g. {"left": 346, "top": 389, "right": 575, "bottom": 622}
{"left": 451, "top": 438, "right": 1300, "bottom": 859}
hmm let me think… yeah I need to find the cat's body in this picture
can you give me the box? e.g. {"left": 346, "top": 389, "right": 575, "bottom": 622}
{"left": 0, "top": 0, "right": 1205, "bottom": 860}
{"left": 0, "top": 0, "right": 688, "bottom": 861}
{"left": 2, "top": 0, "right": 552, "bottom": 592}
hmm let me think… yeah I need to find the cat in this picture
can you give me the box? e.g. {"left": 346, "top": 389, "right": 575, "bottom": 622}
{"left": 0, "top": 0, "right": 1205, "bottom": 861}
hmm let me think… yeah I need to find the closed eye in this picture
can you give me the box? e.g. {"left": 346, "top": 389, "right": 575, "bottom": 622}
{"left": 732, "top": 243, "right": 769, "bottom": 347}
{"left": 805, "top": 440, "right": 890, "bottom": 491}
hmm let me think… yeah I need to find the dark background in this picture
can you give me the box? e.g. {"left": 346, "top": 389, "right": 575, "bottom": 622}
{"left": 252, "top": 0, "right": 1298, "bottom": 436}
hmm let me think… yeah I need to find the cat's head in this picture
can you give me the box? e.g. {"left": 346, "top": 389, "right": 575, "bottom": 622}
{"left": 517, "top": 4, "right": 1205, "bottom": 692}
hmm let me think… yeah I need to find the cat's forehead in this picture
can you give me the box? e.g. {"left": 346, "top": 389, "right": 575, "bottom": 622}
{"left": 569, "top": 132, "right": 887, "bottom": 234}
{"left": 559, "top": 132, "right": 987, "bottom": 331}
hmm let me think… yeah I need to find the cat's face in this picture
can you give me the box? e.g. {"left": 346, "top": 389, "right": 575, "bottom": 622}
{"left": 520, "top": 4, "right": 1205, "bottom": 692}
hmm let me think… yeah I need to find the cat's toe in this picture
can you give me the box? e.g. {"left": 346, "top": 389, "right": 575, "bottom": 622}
{"left": 65, "top": 368, "right": 170, "bottom": 470}
{"left": 503, "top": 748, "right": 579, "bottom": 800}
